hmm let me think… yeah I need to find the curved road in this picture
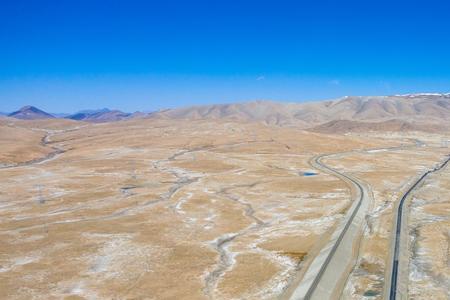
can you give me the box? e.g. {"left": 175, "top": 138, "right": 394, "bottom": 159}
{"left": 288, "top": 140, "right": 432, "bottom": 300}
{"left": 289, "top": 153, "right": 371, "bottom": 300}
{"left": 388, "top": 154, "right": 450, "bottom": 300}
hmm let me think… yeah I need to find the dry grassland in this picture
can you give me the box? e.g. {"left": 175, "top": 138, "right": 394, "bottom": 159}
{"left": 0, "top": 119, "right": 440, "bottom": 299}
{"left": 0, "top": 120, "right": 390, "bottom": 299}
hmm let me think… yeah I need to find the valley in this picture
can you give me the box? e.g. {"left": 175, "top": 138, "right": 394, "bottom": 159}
{"left": 1, "top": 95, "right": 449, "bottom": 299}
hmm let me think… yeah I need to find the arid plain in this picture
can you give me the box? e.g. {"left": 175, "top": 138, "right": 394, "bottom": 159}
{"left": 1, "top": 95, "right": 450, "bottom": 299}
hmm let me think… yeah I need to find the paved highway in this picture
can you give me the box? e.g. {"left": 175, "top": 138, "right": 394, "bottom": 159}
{"left": 388, "top": 154, "right": 450, "bottom": 300}
{"left": 289, "top": 153, "right": 371, "bottom": 300}
{"left": 288, "top": 140, "right": 427, "bottom": 300}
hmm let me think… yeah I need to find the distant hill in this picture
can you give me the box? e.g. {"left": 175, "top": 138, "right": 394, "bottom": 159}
{"left": 6, "top": 106, "right": 139, "bottom": 123}
{"left": 148, "top": 100, "right": 310, "bottom": 127}
{"left": 66, "top": 108, "right": 131, "bottom": 122}
{"left": 127, "top": 111, "right": 148, "bottom": 119}
{"left": 309, "top": 119, "right": 445, "bottom": 134}
{"left": 8, "top": 106, "right": 55, "bottom": 120}
{"left": 148, "top": 94, "right": 450, "bottom": 131}
{"left": 51, "top": 113, "right": 71, "bottom": 118}
{"left": 65, "top": 108, "right": 110, "bottom": 121}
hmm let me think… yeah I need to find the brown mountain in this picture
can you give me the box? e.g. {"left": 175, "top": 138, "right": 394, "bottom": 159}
{"left": 148, "top": 100, "right": 310, "bottom": 127}
{"left": 8, "top": 106, "right": 55, "bottom": 120}
{"left": 148, "top": 94, "right": 450, "bottom": 130}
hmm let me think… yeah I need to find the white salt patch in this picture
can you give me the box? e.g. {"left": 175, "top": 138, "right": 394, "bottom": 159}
{"left": 367, "top": 149, "right": 388, "bottom": 153}
{"left": 174, "top": 192, "right": 193, "bottom": 214}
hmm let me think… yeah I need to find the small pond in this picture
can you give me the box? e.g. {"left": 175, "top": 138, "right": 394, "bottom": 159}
{"left": 302, "top": 172, "right": 318, "bottom": 176}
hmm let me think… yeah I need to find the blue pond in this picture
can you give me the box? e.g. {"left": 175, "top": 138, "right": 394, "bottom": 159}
{"left": 302, "top": 172, "right": 318, "bottom": 176}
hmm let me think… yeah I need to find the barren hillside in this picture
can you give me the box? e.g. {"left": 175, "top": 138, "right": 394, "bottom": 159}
{"left": 149, "top": 94, "right": 450, "bottom": 130}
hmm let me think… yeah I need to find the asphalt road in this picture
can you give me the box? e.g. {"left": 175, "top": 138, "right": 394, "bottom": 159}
{"left": 289, "top": 153, "right": 370, "bottom": 300}
{"left": 289, "top": 139, "right": 428, "bottom": 300}
{"left": 388, "top": 154, "right": 450, "bottom": 300}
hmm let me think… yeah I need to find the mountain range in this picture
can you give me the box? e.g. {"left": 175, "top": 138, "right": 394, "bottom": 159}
{"left": 149, "top": 94, "right": 450, "bottom": 125}
{"left": 4, "top": 106, "right": 137, "bottom": 123}
{"left": 147, "top": 93, "right": 450, "bottom": 133}
{"left": 65, "top": 108, "right": 133, "bottom": 122}
{"left": 4, "top": 93, "right": 450, "bottom": 132}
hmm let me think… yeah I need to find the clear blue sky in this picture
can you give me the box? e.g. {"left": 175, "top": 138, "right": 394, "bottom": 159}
{"left": 1, "top": 0, "right": 450, "bottom": 113}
